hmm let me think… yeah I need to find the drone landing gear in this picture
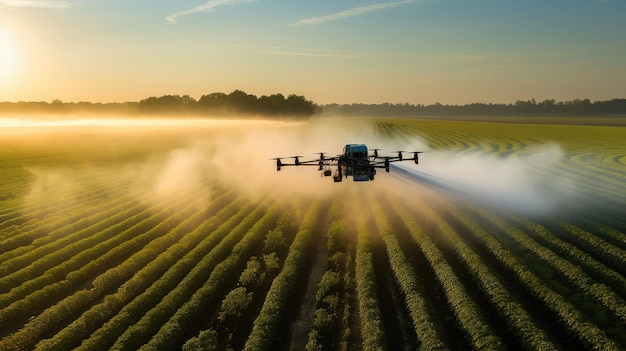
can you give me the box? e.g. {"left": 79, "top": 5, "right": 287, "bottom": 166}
{"left": 333, "top": 166, "right": 343, "bottom": 182}
{"left": 333, "top": 172, "right": 343, "bottom": 182}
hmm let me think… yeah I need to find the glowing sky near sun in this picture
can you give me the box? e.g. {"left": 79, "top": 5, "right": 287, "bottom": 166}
{"left": 1, "top": 0, "right": 625, "bottom": 105}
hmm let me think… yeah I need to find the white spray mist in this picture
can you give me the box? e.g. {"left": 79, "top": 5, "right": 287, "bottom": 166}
{"left": 395, "top": 143, "right": 576, "bottom": 216}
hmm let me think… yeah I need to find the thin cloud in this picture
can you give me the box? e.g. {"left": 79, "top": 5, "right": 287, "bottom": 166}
{"left": 166, "top": 0, "right": 257, "bottom": 24}
{"left": 0, "top": 0, "right": 73, "bottom": 8}
{"left": 292, "top": 0, "right": 420, "bottom": 26}
{"left": 224, "top": 43, "right": 361, "bottom": 59}
{"left": 267, "top": 51, "right": 360, "bottom": 59}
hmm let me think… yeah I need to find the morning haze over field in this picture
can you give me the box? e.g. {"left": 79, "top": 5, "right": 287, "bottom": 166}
{"left": 1, "top": 1, "right": 626, "bottom": 351}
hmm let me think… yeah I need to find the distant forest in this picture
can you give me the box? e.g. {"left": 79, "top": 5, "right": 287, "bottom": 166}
{"left": 1, "top": 92, "right": 625, "bottom": 118}
{"left": 0, "top": 90, "right": 317, "bottom": 118}
{"left": 319, "top": 98, "right": 626, "bottom": 117}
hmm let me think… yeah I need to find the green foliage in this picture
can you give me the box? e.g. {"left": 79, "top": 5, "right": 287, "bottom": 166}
{"left": 139, "top": 203, "right": 281, "bottom": 351}
{"left": 323, "top": 294, "right": 339, "bottom": 313}
{"left": 327, "top": 251, "right": 349, "bottom": 273}
{"left": 239, "top": 256, "right": 265, "bottom": 289}
{"left": 244, "top": 199, "right": 323, "bottom": 351}
{"left": 305, "top": 330, "right": 323, "bottom": 351}
{"left": 370, "top": 198, "right": 452, "bottom": 351}
{"left": 182, "top": 329, "right": 218, "bottom": 351}
{"left": 352, "top": 205, "right": 388, "bottom": 351}
{"left": 472, "top": 208, "right": 625, "bottom": 349}
{"left": 326, "top": 220, "right": 347, "bottom": 252}
{"left": 315, "top": 271, "right": 340, "bottom": 303}
{"left": 312, "top": 307, "right": 337, "bottom": 331}
{"left": 263, "top": 228, "right": 287, "bottom": 254}
{"left": 263, "top": 252, "right": 280, "bottom": 272}
{"left": 218, "top": 287, "right": 254, "bottom": 322}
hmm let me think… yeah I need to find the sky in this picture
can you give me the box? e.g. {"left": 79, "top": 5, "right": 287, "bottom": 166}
{"left": 0, "top": 0, "right": 625, "bottom": 105}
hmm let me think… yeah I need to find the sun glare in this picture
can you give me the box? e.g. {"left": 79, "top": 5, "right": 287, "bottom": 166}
{"left": 0, "top": 117, "right": 290, "bottom": 135}
{"left": 0, "top": 27, "right": 17, "bottom": 86}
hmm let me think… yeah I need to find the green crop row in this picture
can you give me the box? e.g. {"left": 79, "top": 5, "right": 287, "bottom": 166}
{"left": 185, "top": 211, "right": 298, "bottom": 350}
{"left": 243, "top": 199, "right": 323, "bottom": 351}
{"left": 0, "top": 204, "right": 174, "bottom": 327}
{"left": 512, "top": 216, "right": 626, "bottom": 298}
{"left": 0, "top": 196, "right": 149, "bottom": 293}
{"left": 583, "top": 219, "right": 626, "bottom": 250}
{"left": 104, "top": 198, "right": 262, "bottom": 351}
{"left": 0, "top": 206, "right": 151, "bottom": 309}
{"left": 0, "top": 187, "right": 218, "bottom": 332}
{"left": 137, "top": 202, "right": 281, "bottom": 351}
{"left": 380, "top": 198, "right": 502, "bottom": 350}
{"left": 556, "top": 222, "right": 626, "bottom": 274}
{"left": 0, "top": 182, "right": 139, "bottom": 266}
{"left": 406, "top": 202, "right": 556, "bottom": 351}
{"left": 0, "top": 166, "right": 151, "bottom": 241}
{"left": 68, "top": 195, "right": 254, "bottom": 349}
{"left": 352, "top": 199, "right": 387, "bottom": 351}
{"left": 0, "top": 164, "right": 115, "bottom": 218}
{"left": 369, "top": 198, "right": 449, "bottom": 351}
{"left": 569, "top": 153, "right": 626, "bottom": 183}
{"left": 479, "top": 209, "right": 626, "bottom": 326}
{"left": 306, "top": 198, "right": 353, "bottom": 351}
{"left": 0, "top": 190, "right": 235, "bottom": 351}
{"left": 37, "top": 196, "right": 254, "bottom": 351}
{"left": 466, "top": 208, "right": 622, "bottom": 350}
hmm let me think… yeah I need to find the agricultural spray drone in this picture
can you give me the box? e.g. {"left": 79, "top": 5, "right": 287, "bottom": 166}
{"left": 272, "top": 144, "right": 424, "bottom": 182}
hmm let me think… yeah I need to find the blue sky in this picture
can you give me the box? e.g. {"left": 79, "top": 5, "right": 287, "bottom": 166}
{"left": 1, "top": 0, "right": 625, "bottom": 104}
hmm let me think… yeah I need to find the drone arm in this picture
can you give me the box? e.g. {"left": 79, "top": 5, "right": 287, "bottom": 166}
{"left": 274, "top": 157, "right": 339, "bottom": 172}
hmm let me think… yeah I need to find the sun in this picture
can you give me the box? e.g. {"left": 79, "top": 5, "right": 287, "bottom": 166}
{"left": 0, "top": 26, "right": 18, "bottom": 86}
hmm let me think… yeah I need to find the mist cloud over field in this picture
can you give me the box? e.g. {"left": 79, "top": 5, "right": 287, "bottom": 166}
{"left": 13, "top": 117, "right": 577, "bottom": 217}
{"left": 396, "top": 144, "right": 575, "bottom": 216}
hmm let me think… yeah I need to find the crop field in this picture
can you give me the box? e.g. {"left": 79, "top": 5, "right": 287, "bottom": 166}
{"left": 0, "top": 116, "right": 625, "bottom": 351}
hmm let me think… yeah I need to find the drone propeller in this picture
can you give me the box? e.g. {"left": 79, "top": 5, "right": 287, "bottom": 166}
{"left": 270, "top": 156, "right": 303, "bottom": 170}
{"left": 288, "top": 155, "right": 304, "bottom": 165}
{"left": 314, "top": 152, "right": 328, "bottom": 170}
{"left": 411, "top": 151, "right": 425, "bottom": 164}
{"left": 270, "top": 157, "right": 284, "bottom": 171}
{"left": 370, "top": 148, "right": 382, "bottom": 158}
{"left": 393, "top": 151, "right": 407, "bottom": 161}
{"left": 315, "top": 152, "right": 329, "bottom": 161}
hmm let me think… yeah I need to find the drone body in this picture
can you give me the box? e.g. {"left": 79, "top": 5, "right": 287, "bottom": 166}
{"left": 273, "top": 144, "right": 424, "bottom": 182}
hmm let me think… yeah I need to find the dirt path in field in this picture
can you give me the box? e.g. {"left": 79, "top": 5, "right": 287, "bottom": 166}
{"left": 286, "top": 242, "right": 327, "bottom": 350}
{"left": 284, "top": 210, "right": 329, "bottom": 351}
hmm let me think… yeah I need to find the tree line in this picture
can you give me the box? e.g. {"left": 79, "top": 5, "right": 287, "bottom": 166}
{"left": 2, "top": 94, "right": 625, "bottom": 118}
{"left": 0, "top": 90, "right": 317, "bottom": 118}
{"left": 319, "top": 98, "right": 626, "bottom": 117}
